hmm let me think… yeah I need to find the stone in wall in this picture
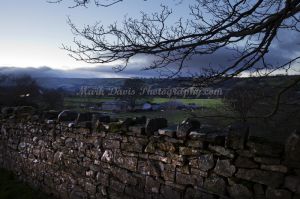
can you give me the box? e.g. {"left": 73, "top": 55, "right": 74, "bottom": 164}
{"left": 176, "top": 118, "right": 200, "bottom": 139}
{"left": 103, "top": 139, "right": 120, "bottom": 149}
{"left": 121, "top": 118, "right": 135, "bottom": 128}
{"left": 285, "top": 130, "right": 300, "bottom": 168}
{"left": 247, "top": 136, "right": 283, "bottom": 158}
{"left": 204, "top": 174, "right": 226, "bottom": 195}
{"left": 125, "top": 185, "right": 144, "bottom": 198}
{"left": 214, "top": 159, "right": 236, "bottom": 177}
{"left": 179, "top": 147, "right": 201, "bottom": 156}
{"left": 189, "top": 154, "right": 215, "bottom": 171}
{"left": 96, "top": 172, "right": 109, "bottom": 186}
{"left": 265, "top": 188, "right": 292, "bottom": 199}
{"left": 160, "top": 185, "right": 181, "bottom": 199}
{"left": 70, "top": 186, "right": 88, "bottom": 199}
{"left": 186, "top": 140, "right": 205, "bottom": 148}
{"left": 76, "top": 112, "right": 94, "bottom": 123}
{"left": 157, "top": 142, "right": 176, "bottom": 153}
{"left": 208, "top": 145, "right": 235, "bottom": 158}
{"left": 235, "top": 156, "right": 259, "bottom": 168}
{"left": 158, "top": 126, "right": 176, "bottom": 137}
{"left": 95, "top": 114, "right": 111, "bottom": 123}
{"left": 145, "top": 176, "right": 160, "bottom": 193}
{"left": 101, "top": 150, "right": 114, "bottom": 162}
{"left": 110, "top": 178, "right": 125, "bottom": 193}
{"left": 134, "top": 116, "right": 147, "bottom": 125}
{"left": 144, "top": 141, "right": 156, "bottom": 153}
{"left": 176, "top": 171, "right": 203, "bottom": 187}
{"left": 261, "top": 165, "right": 288, "bottom": 173}
{"left": 188, "top": 131, "right": 206, "bottom": 139}
{"left": 58, "top": 110, "right": 78, "bottom": 122}
{"left": 111, "top": 167, "right": 137, "bottom": 186}
{"left": 1, "top": 107, "right": 15, "bottom": 118}
{"left": 184, "top": 187, "right": 206, "bottom": 199}
{"left": 253, "top": 183, "right": 265, "bottom": 197}
{"left": 235, "top": 168, "right": 284, "bottom": 188}
{"left": 228, "top": 183, "right": 253, "bottom": 199}
{"left": 145, "top": 118, "right": 167, "bottom": 135}
{"left": 114, "top": 151, "right": 138, "bottom": 172}
{"left": 284, "top": 175, "right": 300, "bottom": 193}
{"left": 128, "top": 125, "right": 145, "bottom": 135}
{"left": 198, "top": 125, "right": 226, "bottom": 146}
{"left": 254, "top": 156, "right": 281, "bottom": 165}
{"left": 42, "top": 110, "right": 59, "bottom": 121}
{"left": 226, "top": 122, "right": 249, "bottom": 149}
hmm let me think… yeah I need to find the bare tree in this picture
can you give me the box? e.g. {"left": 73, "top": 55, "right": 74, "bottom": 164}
{"left": 0, "top": 75, "right": 65, "bottom": 110}
{"left": 51, "top": 0, "right": 300, "bottom": 82}
{"left": 42, "top": 89, "right": 64, "bottom": 110}
{"left": 48, "top": 0, "right": 123, "bottom": 8}
{"left": 0, "top": 75, "right": 40, "bottom": 107}
{"left": 223, "top": 83, "right": 266, "bottom": 121}
{"left": 118, "top": 78, "right": 145, "bottom": 110}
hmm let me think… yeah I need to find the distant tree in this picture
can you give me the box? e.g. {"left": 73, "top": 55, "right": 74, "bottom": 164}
{"left": 0, "top": 75, "right": 40, "bottom": 107}
{"left": 14, "top": 75, "right": 40, "bottom": 97}
{"left": 42, "top": 89, "right": 64, "bottom": 110}
{"left": 263, "top": 76, "right": 300, "bottom": 118}
{"left": 0, "top": 75, "right": 7, "bottom": 83}
{"left": 119, "top": 78, "right": 145, "bottom": 110}
{"left": 223, "top": 83, "right": 265, "bottom": 122}
{"left": 0, "top": 75, "right": 7, "bottom": 108}
{"left": 0, "top": 75, "right": 65, "bottom": 110}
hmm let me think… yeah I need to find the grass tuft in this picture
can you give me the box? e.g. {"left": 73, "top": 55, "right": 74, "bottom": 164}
{"left": 0, "top": 168, "right": 54, "bottom": 199}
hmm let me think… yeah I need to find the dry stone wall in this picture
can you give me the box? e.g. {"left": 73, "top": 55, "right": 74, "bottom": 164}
{"left": 0, "top": 116, "right": 300, "bottom": 199}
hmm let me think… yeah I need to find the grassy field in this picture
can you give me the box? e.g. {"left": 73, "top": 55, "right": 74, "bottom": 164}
{"left": 0, "top": 168, "right": 53, "bottom": 199}
{"left": 151, "top": 98, "right": 223, "bottom": 108}
{"left": 64, "top": 96, "right": 223, "bottom": 109}
{"left": 64, "top": 96, "right": 112, "bottom": 108}
{"left": 63, "top": 96, "right": 226, "bottom": 125}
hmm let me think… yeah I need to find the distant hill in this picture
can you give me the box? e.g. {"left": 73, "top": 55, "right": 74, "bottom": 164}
{"left": 34, "top": 75, "right": 300, "bottom": 93}
{"left": 35, "top": 77, "right": 126, "bottom": 91}
{"left": 1, "top": 66, "right": 298, "bottom": 94}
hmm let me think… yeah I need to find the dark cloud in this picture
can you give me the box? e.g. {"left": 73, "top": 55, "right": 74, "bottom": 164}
{"left": 0, "top": 64, "right": 158, "bottom": 78}
{"left": 0, "top": 66, "right": 62, "bottom": 77}
{"left": 274, "top": 30, "right": 300, "bottom": 54}
{"left": 1, "top": 30, "right": 299, "bottom": 78}
{"left": 181, "top": 30, "right": 299, "bottom": 75}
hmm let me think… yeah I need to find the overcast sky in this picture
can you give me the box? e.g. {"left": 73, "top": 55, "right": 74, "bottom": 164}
{"left": 0, "top": 1, "right": 178, "bottom": 68}
{"left": 0, "top": 1, "right": 299, "bottom": 78}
